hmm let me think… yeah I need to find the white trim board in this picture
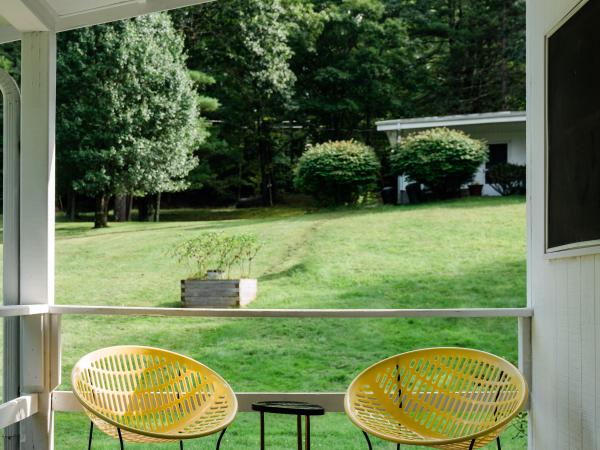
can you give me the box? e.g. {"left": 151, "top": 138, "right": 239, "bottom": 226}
{"left": 48, "top": 305, "right": 534, "bottom": 318}
{"left": 0, "top": 0, "right": 215, "bottom": 43}
{"left": 376, "top": 111, "right": 527, "bottom": 132}
{"left": 0, "top": 395, "right": 38, "bottom": 429}
{"left": 53, "top": 391, "right": 346, "bottom": 413}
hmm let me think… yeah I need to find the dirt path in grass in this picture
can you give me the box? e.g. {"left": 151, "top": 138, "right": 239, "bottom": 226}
{"left": 261, "top": 218, "right": 326, "bottom": 278}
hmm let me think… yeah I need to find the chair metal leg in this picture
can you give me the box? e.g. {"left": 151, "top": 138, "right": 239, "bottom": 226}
{"left": 397, "top": 444, "right": 400, "bottom": 450}
{"left": 362, "top": 431, "right": 373, "bottom": 450}
{"left": 305, "top": 416, "right": 310, "bottom": 450}
{"left": 496, "top": 437, "right": 501, "bottom": 450}
{"left": 297, "top": 415, "right": 302, "bottom": 450}
{"left": 180, "top": 440, "right": 184, "bottom": 450}
{"left": 117, "top": 428, "right": 124, "bottom": 450}
{"left": 468, "top": 439, "right": 476, "bottom": 450}
{"left": 260, "top": 412, "right": 265, "bottom": 450}
{"left": 216, "top": 427, "right": 227, "bottom": 450}
{"left": 88, "top": 422, "right": 94, "bottom": 450}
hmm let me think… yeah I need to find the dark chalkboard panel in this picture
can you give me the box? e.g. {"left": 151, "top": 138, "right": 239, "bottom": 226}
{"left": 547, "top": 0, "right": 600, "bottom": 251}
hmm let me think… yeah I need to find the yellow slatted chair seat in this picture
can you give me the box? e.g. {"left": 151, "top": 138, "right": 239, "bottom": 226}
{"left": 345, "top": 348, "right": 528, "bottom": 450}
{"left": 72, "top": 346, "right": 237, "bottom": 443}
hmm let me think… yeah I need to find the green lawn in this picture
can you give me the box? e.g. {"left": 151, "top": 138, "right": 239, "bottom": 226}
{"left": 51, "top": 196, "right": 527, "bottom": 449}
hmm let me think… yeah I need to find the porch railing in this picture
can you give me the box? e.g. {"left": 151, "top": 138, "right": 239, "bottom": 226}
{"left": 0, "top": 305, "right": 533, "bottom": 434}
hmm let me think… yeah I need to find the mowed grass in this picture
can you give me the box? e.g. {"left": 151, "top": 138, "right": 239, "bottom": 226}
{"left": 52, "top": 197, "right": 527, "bottom": 449}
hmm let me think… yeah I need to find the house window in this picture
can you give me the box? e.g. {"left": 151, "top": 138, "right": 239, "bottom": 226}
{"left": 485, "top": 143, "right": 508, "bottom": 183}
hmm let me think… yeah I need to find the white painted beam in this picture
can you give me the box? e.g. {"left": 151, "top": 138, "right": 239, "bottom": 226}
{"left": 53, "top": 391, "right": 346, "bottom": 413}
{"left": 19, "top": 30, "right": 56, "bottom": 450}
{"left": 49, "top": 305, "right": 534, "bottom": 318}
{"left": 0, "top": 305, "right": 48, "bottom": 317}
{"left": 0, "top": 25, "right": 21, "bottom": 44}
{"left": 21, "top": 0, "right": 58, "bottom": 30}
{"left": 0, "top": 395, "right": 39, "bottom": 429}
{"left": 1, "top": 0, "right": 52, "bottom": 31}
{"left": 55, "top": 0, "right": 213, "bottom": 31}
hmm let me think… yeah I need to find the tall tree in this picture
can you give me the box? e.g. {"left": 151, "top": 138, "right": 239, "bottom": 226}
{"left": 394, "top": 0, "right": 526, "bottom": 114}
{"left": 290, "top": 0, "right": 415, "bottom": 143}
{"left": 57, "top": 13, "right": 203, "bottom": 227}
{"left": 172, "top": 0, "right": 297, "bottom": 205}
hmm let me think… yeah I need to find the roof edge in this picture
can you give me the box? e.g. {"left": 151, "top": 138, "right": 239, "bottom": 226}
{"left": 376, "top": 111, "right": 527, "bottom": 132}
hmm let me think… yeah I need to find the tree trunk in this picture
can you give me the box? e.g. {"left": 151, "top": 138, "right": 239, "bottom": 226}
{"left": 138, "top": 196, "right": 150, "bottom": 222}
{"left": 237, "top": 163, "right": 243, "bottom": 202}
{"left": 103, "top": 196, "right": 110, "bottom": 224}
{"left": 500, "top": 5, "right": 509, "bottom": 110}
{"left": 258, "top": 120, "right": 274, "bottom": 207}
{"left": 114, "top": 195, "right": 127, "bottom": 222}
{"left": 153, "top": 192, "right": 162, "bottom": 222}
{"left": 94, "top": 194, "right": 108, "bottom": 229}
{"left": 126, "top": 194, "right": 133, "bottom": 221}
{"left": 68, "top": 191, "right": 77, "bottom": 221}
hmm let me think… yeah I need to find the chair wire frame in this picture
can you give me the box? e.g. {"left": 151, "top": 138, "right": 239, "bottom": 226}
{"left": 73, "top": 346, "right": 237, "bottom": 449}
{"left": 87, "top": 421, "right": 228, "bottom": 450}
{"left": 346, "top": 348, "right": 527, "bottom": 450}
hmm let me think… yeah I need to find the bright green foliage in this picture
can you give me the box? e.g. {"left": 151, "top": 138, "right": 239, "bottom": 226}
{"left": 173, "top": 232, "right": 261, "bottom": 279}
{"left": 294, "top": 140, "right": 381, "bottom": 205}
{"left": 487, "top": 163, "right": 526, "bottom": 196}
{"left": 56, "top": 13, "right": 202, "bottom": 224}
{"left": 390, "top": 128, "right": 487, "bottom": 198}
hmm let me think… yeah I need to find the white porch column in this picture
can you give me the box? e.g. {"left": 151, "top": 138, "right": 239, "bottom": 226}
{"left": 1, "top": 68, "right": 21, "bottom": 450}
{"left": 19, "top": 31, "right": 57, "bottom": 450}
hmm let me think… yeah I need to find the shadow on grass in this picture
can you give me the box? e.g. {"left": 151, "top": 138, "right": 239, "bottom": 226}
{"left": 54, "top": 196, "right": 525, "bottom": 231}
{"left": 54, "top": 210, "right": 316, "bottom": 240}
{"left": 260, "top": 263, "right": 309, "bottom": 281}
{"left": 253, "top": 257, "right": 526, "bottom": 310}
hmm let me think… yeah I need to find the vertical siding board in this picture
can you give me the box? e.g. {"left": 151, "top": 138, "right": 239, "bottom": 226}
{"left": 596, "top": 255, "right": 600, "bottom": 449}
{"left": 567, "top": 258, "right": 583, "bottom": 450}
{"left": 580, "top": 256, "right": 595, "bottom": 449}
{"left": 550, "top": 260, "right": 559, "bottom": 448}
{"left": 555, "top": 259, "right": 570, "bottom": 449}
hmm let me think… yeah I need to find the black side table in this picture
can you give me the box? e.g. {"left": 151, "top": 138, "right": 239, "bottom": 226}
{"left": 251, "top": 401, "right": 325, "bottom": 450}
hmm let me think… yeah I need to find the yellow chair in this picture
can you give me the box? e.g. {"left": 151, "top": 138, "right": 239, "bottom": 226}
{"left": 72, "top": 346, "right": 238, "bottom": 450}
{"left": 345, "top": 348, "right": 527, "bottom": 450}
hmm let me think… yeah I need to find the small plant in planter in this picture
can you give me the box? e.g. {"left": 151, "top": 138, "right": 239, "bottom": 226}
{"left": 173, "top": 232, "right": 261, "bottom": 308}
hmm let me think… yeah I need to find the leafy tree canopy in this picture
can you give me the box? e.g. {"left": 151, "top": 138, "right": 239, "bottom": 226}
{"left": 56, "top": 12, "right": 202, "bottom": 226}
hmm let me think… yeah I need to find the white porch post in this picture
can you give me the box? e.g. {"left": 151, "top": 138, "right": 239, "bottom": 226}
{"left": 19, "top": 31, "right": 57, "bottom": 450}
{"left": 1, "top": 68, "right": 22, "bottom": 450}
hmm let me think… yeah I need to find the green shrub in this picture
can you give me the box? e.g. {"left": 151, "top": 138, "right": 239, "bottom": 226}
{"left": 487, "top": 163, "right": 526, "bottom": 196}
{"left": 294, "top": 140, "right": 381, "bottom": 205}
{"left": 390, "top": 128, "right": 487, "bottom": 198}
{"left": 173, "top": 232, "right": 261, "bottom": 279}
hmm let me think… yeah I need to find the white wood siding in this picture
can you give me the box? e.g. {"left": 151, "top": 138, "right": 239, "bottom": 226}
{"left": 528, "top": 1, "right": 600, "bottom": 448}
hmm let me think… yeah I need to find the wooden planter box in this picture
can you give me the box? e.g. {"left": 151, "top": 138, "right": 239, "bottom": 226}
{"left": 181, "top": 279, "right": 258, "bottom": 308}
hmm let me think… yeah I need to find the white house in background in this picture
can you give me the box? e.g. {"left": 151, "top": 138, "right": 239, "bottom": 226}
{"left": 376, "top": 111, "right": 526, "bottom": 201}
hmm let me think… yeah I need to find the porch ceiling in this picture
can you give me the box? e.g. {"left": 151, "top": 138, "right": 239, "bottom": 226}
{"left": 0, "top": 0, "right": 213, "bottom": 43}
